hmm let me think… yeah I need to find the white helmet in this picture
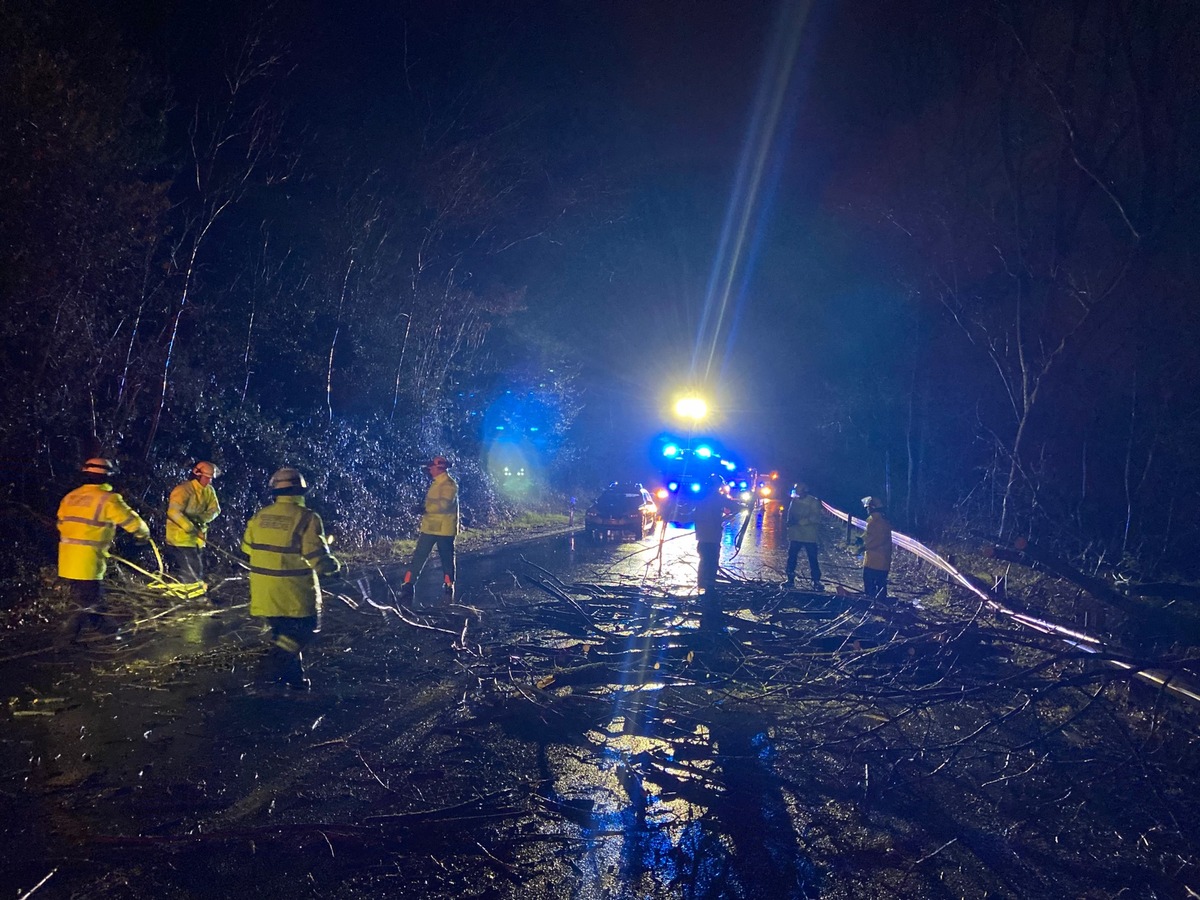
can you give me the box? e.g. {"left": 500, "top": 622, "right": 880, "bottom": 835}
{"left": 862, "top": 495, "right": 884, "bottom": 510}
{"left": 192, "top": 461, "right": 221, "bottom": 479}
{"left": 269, "top": 467, "right": 307, "bottom": 491}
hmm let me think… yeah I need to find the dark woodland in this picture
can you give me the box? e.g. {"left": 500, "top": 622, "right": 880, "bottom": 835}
{"left": 2, "top": 0, "right": 1199, "bottom": 587}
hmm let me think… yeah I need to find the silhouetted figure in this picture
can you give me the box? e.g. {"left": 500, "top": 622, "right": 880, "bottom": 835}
{"left": 693, "top": 475, "right": 730, "bottom": 595}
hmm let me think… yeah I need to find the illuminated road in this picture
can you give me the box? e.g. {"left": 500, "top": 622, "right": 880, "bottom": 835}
{"left": 9, "top": 516, "right": 1173, "bottom": 900}
{"left": 471, "top": 507, "right": 863, "bottom": 602}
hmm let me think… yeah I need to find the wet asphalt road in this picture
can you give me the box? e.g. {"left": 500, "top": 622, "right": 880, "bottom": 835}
{"left": 6, "top": 513, "right": 1195, "bottom": 899}
{"left": 1, "top": 510, "right": 845, "bottom": 900}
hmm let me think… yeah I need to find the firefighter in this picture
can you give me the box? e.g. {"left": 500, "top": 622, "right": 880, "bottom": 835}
{"left": 241, "top": 468, "right": 341, "bottom": 690}
{"left": 860, "top": 496, "right": 893, "bottom": 601}
{"left": 693, "top": 474, "right": 730, "bottom": 595}
{"left": 785, "top": 482, "right": 823, "bottom": 590}
{"left": 56, "top": 458, "right": 150, "bottom": 642}
{"left": 397, "top": 455, "right": 459, "bottom": 603}
{"left": 165, "top": 461, "right": 221, "bottom": 584}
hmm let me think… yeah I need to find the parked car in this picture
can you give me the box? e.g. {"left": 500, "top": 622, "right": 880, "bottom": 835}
{"left": 586, "top": 483, "right": 658, "bottom": 539}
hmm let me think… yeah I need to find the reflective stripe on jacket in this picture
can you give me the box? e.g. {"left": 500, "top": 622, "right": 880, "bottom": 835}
{"left": 166, "top": 479, "right": 220, "bottom": 547}
{"left": 241, "top": 495, "right": 341, "bottom": 618}
{"left": 863, "top": 511, "right": 893, "bottom": 571}
{"left": 786, "top": 494, "right": 822, "bottom": 544}
{"left": 57, "top": 483, "right": 150, "bottom": 580}
{"left": 419, "top": 472, "right": 459, "bottom": 536}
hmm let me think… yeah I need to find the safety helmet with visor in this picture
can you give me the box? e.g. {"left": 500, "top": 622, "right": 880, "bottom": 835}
{"left": 82, "top": 458, "right": 118, "bottom": 477}
{"left": 269, "top": 467, "right": 308, "bottom": 491}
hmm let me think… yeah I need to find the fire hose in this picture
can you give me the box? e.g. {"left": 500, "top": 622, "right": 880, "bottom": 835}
{"left": 824, "top": 501, "right": 1200, "bottom": 707}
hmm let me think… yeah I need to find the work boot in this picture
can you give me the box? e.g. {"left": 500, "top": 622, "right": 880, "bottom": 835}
{"left": 784, "top": 575, "right": 795, "bottom": 589}
{"left": 58, "top": 613, "right": 86, "bottom": 648}
{"left": 813, "top": 581, "right": 825, "bottom": 592}
{"left": 443, "top": 581, "right": 455, "bottom": 602}
{"left": 397, "top": 581, "right": 414, "bottom": 603}
{"left": 282, "top": 654, "right": 311, "bottom": 691}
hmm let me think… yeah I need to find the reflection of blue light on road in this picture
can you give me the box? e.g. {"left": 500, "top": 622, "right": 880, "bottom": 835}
{"left": 564, "top": 512, "right": 805, "bottom": 895}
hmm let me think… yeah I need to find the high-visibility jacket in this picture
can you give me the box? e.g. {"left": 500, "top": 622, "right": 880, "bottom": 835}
{"left": 419, "top": 472, "right": 459, "bottom": 537}
{"left": 57, "top": 483, "right": 150, "bottom": 580}
{"left": 786, "top": 494, "right": 822, "bottom": 544}
{"left": 863, "top": 510, "right": 893, "bottom": 571}
{"left": 166, "top": 478, "right": 220, "bottom": 547}
{"left": 241, "top": 495, "right": 341, "bottom": 618}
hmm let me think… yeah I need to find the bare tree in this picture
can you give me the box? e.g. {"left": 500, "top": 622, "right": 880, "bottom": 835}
{"left": 143, "top": 27, "right": 288, "bottom": 455}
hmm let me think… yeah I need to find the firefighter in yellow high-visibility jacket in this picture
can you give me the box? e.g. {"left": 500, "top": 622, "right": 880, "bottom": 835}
{"left": 860, "top": 496, "right": 893, "bottom": 601}
{"left": 241, "top": 467, "right": 340, "bottom": 690}
{"left": 57, "top": 458, "right": 150, "bottom": 641}
{"left": 397, "top": 455, "right": 459, "bottom": 603}
{"left": 165, "top": 461, "right": 221, "bottom": 583}
{"left": 785, "top": 482, "right": 824, "bottom": 590}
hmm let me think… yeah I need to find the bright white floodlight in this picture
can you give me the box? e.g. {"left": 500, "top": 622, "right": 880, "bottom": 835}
{"left": 674, "top": 396, "right": 707, "bottom": 422}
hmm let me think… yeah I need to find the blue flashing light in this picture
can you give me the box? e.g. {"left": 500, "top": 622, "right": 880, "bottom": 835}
{"left": 721, "top": 459, "right": 736, "bottom": 470}
{"left": 529, "top": 426, "right": 539, "bottom": 432}
{"left": 667, "top": 481, "right": 679, "bottom": 492}
{"left": 495, "top": 425, "right": 505, "bottom": 431}
{"left": 695, "top": 446, "right": 713, "bottom": 458}
{"left": 689, "top": 482, "right": 702, "bottom": 493}
{"left": 663, "top": 444, "right": 679, "bottom": 457}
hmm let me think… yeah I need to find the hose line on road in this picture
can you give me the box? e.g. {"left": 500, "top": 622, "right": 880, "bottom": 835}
{"left": 824, "top": 501, "right": 1200, "bottom": 707}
